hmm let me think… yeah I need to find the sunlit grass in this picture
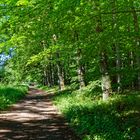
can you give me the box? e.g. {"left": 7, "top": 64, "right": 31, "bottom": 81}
{"left": 52, "top": 89, "right": 140, "bottom": 140}
{"left": 0, "top": 85, "right": 28, "bottom": 110}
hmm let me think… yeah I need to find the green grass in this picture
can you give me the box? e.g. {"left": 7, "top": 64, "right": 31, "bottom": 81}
{"left": 38, "top": 85, "right": 59, "bottom": 93}
{"left": 51, "top": 89, "right": 140, "bottom": 140}
{"left": 0, "top": 85, "right": 28, "bottom": 110}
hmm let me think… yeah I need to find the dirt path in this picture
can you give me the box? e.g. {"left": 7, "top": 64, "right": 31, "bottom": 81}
{"left": 0, "top": 88, "right": 80, "bottom": 140}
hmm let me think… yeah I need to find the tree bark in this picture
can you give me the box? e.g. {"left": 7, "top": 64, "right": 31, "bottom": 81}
{"left": 56, "top": 52, "right": 65, "bottom": 90}
{"left": 74, "top": 31, "right": 85, "bottom": 89}
{"left": 100, "top": 51, "right": 112, "bottom": 100}
{"left": 94, "top": 0, "right": 112, "bottom": 100}
{"left": 130, "top": 0, "right": 140, "bottom": 90}
{"left": 77, "top": 48, "right": 85, "bottom": 89}
{"left": 53, "top": 34, "right": 65, "bottom": 90}
{"left": 111, "top": 0, "right": 121, "bottom": 92}
{"left": 46, "top": 63, "right": 52, "bottom": 87}
{"left": 43, "top": 68, "right": 47, "bottom": 86}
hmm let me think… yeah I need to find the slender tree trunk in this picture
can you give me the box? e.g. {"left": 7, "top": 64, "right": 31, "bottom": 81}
{"left": 46, "top": 71, "right": 50, "bottom": 87}
{"left": 94, "top": 0, "right": 112, "bottom": 100}
{"left": 74, "top": 31, "right": 85, "bottom": 89}
{"left": 127, "top": 24, "right": 135, "bottom": 89}
{"left": 46, "top": 64, "right": 52, "bottom": 87}
{"left": 65, "top": 56, "right": 71, "bottom": 85}
{"left": 56, "top": 52, "right": 65, "bottom": 90}
{"left": 52, "top": 63, "right": 56, "bottom": 85}
{"left": 130, "top": 0, "right": 140, "bottom": 90}
{"left": 49, "top": 62, "right": 53, "bottom": 87}
{"left": 42, "top": 40, "right": 49, "bottom": 86}
{"left": 77, "top": 48, "right": 85, "bottom": 89}
{"left": 100, "top": 51, "right": 112, "bottom": 100}
{"left": 130, "top": 51, "right": 135, "bottom": 89}
{"left": 53, "top": 34, "right": 65, "bottom": 90}
{"left": 116, "top": 45, "right": 121, "bottom": 92}
{"left": 111, "top": 0, "right": 121, "bottom": 92}
{"left": 43, "top": 68, "right": 47, "bottom": 86}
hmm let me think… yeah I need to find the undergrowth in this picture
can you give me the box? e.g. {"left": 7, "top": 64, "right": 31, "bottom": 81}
{"left": 51, "top": 83, "right": 140, "bottom": 140}
{"left": 0, "top": 85, "right": 28, "bottom": 110}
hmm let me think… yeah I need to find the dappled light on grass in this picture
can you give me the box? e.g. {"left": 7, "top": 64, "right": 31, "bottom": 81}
{"left": 53, "top": 89, "right": 140, "bottom": 140}
{"left": 0, "top": 85, "right": 28, "bottom": 110}
{"left": 0, "top": 88, "right": 80, "bottom": 140}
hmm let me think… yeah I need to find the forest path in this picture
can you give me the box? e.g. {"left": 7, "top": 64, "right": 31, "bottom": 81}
{"left": 0, "top": 88, "right": 80, "bottom": 140}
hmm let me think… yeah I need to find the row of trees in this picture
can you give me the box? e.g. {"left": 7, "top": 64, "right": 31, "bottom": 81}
{"left": 0, "top": 0, "right": 140, "bottom": 100}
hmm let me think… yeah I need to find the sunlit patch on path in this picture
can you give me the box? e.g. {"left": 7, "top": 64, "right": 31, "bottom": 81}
{"left": 0, "top": 88, "right": 80, "bottom": 140}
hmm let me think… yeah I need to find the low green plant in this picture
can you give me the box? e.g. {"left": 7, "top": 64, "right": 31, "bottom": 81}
{"left": 52, "top": 87, "right": 140, "bottom": 140}
{"left": 0, "top": 85, "right": 28, "bottom": 110}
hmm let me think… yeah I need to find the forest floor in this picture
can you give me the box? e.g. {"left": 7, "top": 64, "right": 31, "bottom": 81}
{"left": 0, "top": 87, "right": 80, "bottom": 140}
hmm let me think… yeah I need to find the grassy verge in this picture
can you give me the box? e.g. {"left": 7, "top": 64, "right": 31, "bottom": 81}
{"left": 0, "top": 85, "right": 28, "bottom": 110}
{"left": 50, "top": 88, "right": 140, "bottom": 140}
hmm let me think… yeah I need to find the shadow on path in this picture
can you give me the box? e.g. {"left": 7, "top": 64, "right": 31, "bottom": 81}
{"left": 0, "top": 88, "right": 80, "bottom": 140}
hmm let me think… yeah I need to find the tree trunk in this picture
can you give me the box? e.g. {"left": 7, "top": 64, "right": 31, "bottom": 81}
{"left": 53, "top": 34, "right": 65, "bottom": 90}
{"left": 52, "top": 63, "right": 57, "bottom": 85}
{"left": 48, "top": 62, "right": 53, "bottom": 87}
{"left": 111, "top": 0, "right": 121, "bottom": 92}
{"left": 77, "top": 48, "right": 85, "bottom": 89}
{"left": 46, "top": 64, "right": 52, "bottom": 87}
{"left": 130, "top": 51, "right": 135, "bottom": 89}
{"left": 94, "top": 0, "right": 112, "bottom": 100}
{"left": 56, "top": 52, "right": 65, "bottom": 90}
{"left": 130, "top": 0, "right": 140, "bottom": 90}
{"left": 116, "top": 45, "right": 121, "bottom": 92}
{"left": 74, "top": 31, "right": 85, "bottom": 89}
{"left": 100, "top": 51, "right": 112, "bottom": 101}
{"left": 43, "top": 68, "right": 47, "bottom": 86}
